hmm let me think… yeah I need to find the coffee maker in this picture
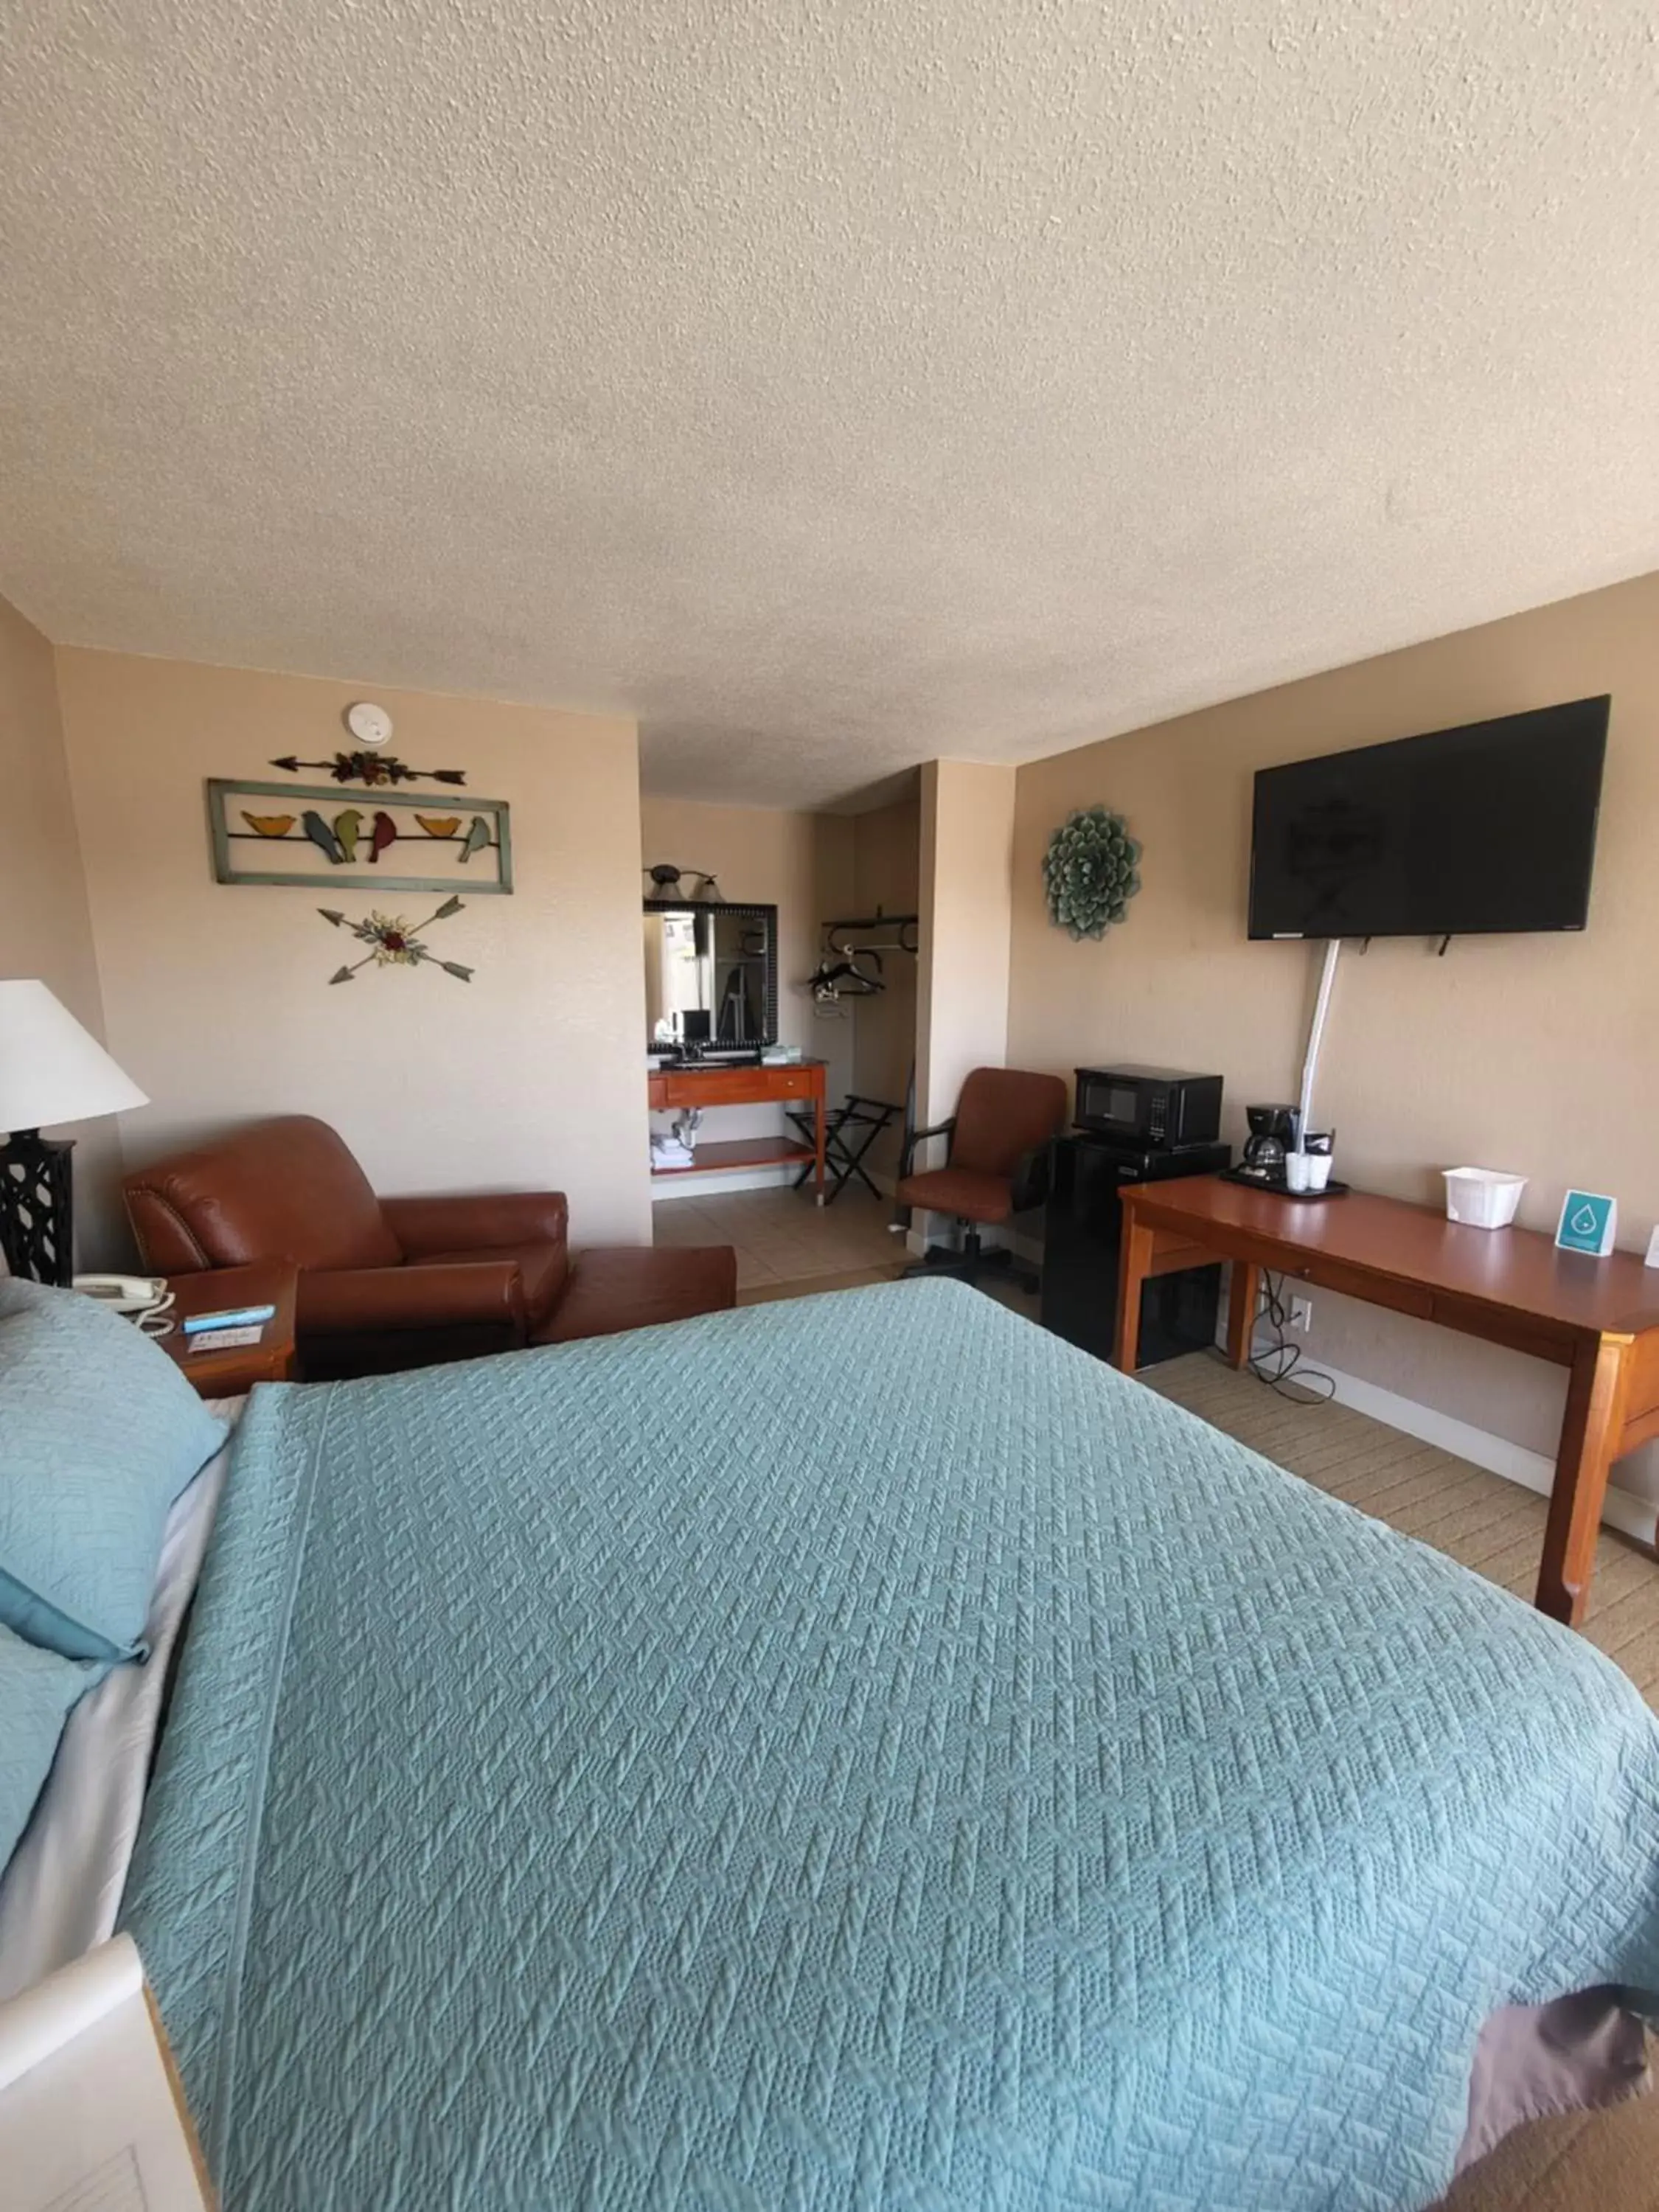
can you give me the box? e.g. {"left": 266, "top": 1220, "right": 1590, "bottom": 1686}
{"left": 1237, "top": 1103, "right": 1298, "bottom": 1183}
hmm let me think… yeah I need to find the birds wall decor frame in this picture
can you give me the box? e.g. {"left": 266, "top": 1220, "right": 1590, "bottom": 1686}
{"left": 209, "top": 780, "right": 512, "bottom": 893}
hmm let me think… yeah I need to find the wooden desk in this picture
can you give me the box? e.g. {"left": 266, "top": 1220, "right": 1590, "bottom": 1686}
{"left": 1115, "top": 1176, "right": 1659, "bottom": 1627}
{"left": 160, "top": 1261, "right": 299, "bottom": 1397}
{"left": 647, "top": 1059, "right": 828, "bottom": 1201}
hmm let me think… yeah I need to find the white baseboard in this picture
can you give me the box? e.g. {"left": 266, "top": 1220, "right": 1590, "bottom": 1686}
{"left": 1208, "top": 1273, "right": 1657, "bottom": 1547}
{"left": 654, "top": 1166, "right": 903, "bottom": 1207}
{"left": 1290, "top": 1354, "right": 1658, "bottom": 1549}
{"left": 650, "top": 1164, "right": 801, "bottom": 1201}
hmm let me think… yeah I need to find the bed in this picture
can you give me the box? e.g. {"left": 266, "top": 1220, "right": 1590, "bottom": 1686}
{"left": 80, "top": 1276, "right": 1659, "bottom": 2210}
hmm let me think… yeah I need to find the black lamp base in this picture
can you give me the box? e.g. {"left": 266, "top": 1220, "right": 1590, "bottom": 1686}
{"left": 0, "top": 1130, "right": 75, "bottom": 1287}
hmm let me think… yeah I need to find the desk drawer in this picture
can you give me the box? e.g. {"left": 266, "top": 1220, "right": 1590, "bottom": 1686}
{"left": 1428, "top": 1291, "right": 1575, "bottom": 1366}
{"left": 686, "top": 1067, "right": 811, "bottom": 1106}
{"left": 648, "top": 1065, "right": 819, "bottom": 1109}
{"left": 1298, "top": 1256, "right": 1435, "bottom": 1322}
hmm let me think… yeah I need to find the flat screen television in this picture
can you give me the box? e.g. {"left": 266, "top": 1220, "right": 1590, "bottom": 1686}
{"left": 1248, "top": 695, "right": 1610, "bottom": 941}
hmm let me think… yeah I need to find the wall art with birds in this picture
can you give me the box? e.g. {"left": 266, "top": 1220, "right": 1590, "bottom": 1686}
{"left": 209, "top": 781, "right": 512, "bottom": 893}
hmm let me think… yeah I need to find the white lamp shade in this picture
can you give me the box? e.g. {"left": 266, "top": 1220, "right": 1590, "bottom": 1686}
{"left": 0, "top": 981, "right": 147, "bottom": 1133}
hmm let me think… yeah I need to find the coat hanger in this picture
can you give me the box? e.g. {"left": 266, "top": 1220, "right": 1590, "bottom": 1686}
{"left": 807, "top": 955, "right": 885, "bottom": 1003}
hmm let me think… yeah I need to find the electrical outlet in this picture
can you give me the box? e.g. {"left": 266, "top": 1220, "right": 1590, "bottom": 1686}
{"left": 1289, "top": 1296, "right": 1313, "bottom": 1333}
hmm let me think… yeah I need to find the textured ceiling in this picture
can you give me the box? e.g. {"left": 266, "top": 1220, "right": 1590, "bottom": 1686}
{"left": 2, "top": 3, "right": 1658, "bottom": 809}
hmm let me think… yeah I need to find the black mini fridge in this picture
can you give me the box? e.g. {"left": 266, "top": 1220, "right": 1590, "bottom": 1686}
{"left": 1041, "top": 1134, "right": 1231, "bottom": 1367}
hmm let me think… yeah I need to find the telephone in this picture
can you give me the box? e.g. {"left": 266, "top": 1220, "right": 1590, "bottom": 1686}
{"left": 72, "top": 1275, "right": 176, "bottom": 1338}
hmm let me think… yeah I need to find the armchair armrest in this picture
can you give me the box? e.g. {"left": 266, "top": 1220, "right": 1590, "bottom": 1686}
{"left": 900, "top": 1118, "right": 956, "bottom": 1179}
{"left": 298, "top": 1260, "right": 528, "bottom": 1338}
{"left": 380, "top": 1190, "right": 568, "bottom": 1259}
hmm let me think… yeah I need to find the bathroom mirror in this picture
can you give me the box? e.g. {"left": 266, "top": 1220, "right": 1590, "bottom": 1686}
{"left": 643, "top": 900, "right": 778, "bottom": 1051}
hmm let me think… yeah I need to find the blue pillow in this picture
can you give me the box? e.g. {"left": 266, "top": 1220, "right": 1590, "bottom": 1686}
{"left": 0, "top": 1619, "right": 104, "bottom": 1872}
{"left": 0, "top": 1278, "right": 226, "bottom": 1662}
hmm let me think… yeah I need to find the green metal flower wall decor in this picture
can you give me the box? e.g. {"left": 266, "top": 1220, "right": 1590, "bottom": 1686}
{"left": 1042, "top": 807, "right": 1142, "bottom": 939}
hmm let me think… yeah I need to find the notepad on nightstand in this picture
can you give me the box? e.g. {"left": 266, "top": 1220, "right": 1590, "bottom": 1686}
{"left": 188, "top": 1325, "right": 265, "bottom": 1354}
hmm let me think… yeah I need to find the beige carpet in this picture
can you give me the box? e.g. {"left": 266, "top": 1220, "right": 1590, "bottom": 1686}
{"left": 655, "top": 1189, "right": 1659, "bottom": 2205}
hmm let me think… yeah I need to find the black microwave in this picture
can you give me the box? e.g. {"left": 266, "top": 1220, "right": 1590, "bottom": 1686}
{"left": 1074, "top": 1065, "right": 1223, "bottom": 1150}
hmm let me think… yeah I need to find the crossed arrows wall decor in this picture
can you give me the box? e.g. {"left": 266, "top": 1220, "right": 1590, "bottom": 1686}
{"left": 268, "top": 749, "right": 466, "bottom": 787}
{"left": 319, "top": 898, "right": 475, "bottom": 985}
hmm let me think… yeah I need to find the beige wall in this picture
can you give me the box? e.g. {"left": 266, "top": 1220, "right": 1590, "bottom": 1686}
{"left": 0, "top": 595, "right": 125, "bottom": 1262}
{"left": 1008, "top": 568, "right": 1659, "bottom": 1490}
{"left": 639, "top": 798, "right": 854, "bottom": 1161}
{"left": 55, "top": 650, "right": 650, "bottom": 1248}
{"left": 918, "top": 761, "right": 1016, "bottom": 1125}
{"left": 849, "top": 790, "right": 921, "bottom": 1178}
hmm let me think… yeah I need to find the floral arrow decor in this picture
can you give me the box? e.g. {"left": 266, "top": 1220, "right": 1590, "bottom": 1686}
{"left": 319, "top": 897, "right": 475, "bottom": 984}
{"left": 271, "top": 750, "right": 466, "bottom": 787}
{"left": 1042, "top": 807, "right": 1143, "bottom": 939}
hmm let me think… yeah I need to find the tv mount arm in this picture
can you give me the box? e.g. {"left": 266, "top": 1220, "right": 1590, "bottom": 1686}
{"left": 1297, "top": 931, "right": 1453, "bottom": 1148}
{"left": 1295, "top": 938, "right": 1342, "bottom": 1148}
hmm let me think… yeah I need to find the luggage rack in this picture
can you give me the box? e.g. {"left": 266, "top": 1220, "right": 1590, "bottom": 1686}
{"left": 786, "top": 1095, "right": 902, "bottom": 1205}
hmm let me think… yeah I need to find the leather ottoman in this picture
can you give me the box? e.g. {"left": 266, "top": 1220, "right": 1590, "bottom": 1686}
{"left": 534, "top": 1245, "right": 738, "bottom": 1346}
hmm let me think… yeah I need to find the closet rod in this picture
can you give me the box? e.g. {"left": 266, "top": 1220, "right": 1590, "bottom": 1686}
{"left": 823, "top": 911, "right": 919, "bottom": 955}
{"left": 823, "top": 911, "right": 918, "bottom": 933}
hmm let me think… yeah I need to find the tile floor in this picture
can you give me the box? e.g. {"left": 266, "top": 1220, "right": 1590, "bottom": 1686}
{"left": 652, "top": 1181, "right": 909, "bottom": 1301}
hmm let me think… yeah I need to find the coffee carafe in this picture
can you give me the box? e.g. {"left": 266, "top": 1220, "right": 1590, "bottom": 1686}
{"left": 1239, "top": 1104, "right": 1298, "bottom": 1180}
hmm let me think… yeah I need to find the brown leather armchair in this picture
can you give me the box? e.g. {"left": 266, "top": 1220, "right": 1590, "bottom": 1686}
{"left": 895, "top": 1067, "right": 1068, "bottom": 1293}
{"left": 125, "top": 1116, "right": 736, "bottom": 1380}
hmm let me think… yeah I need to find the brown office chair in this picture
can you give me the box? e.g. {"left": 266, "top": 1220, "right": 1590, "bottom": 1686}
{"left": 894, "top": 1068, "right": 1068, "bottom": 1292}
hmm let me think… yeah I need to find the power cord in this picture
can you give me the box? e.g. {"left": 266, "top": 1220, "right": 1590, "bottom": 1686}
{"left": 1248, "top": 1270, "right": 1336, "bottom": 1402}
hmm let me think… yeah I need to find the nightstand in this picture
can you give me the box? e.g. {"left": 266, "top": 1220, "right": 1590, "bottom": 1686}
{"left": 160, "top": 1262, "right": 299, "bottom": 1397}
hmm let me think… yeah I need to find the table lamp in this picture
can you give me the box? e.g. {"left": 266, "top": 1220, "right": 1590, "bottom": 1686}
{"left": 0, "top": 980, "right": 147, "bottom": 1286}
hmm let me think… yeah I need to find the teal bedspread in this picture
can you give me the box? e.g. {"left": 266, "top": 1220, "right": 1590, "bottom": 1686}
{"left": 122, "top": 1281, "right": 1659, "bottom": 2209}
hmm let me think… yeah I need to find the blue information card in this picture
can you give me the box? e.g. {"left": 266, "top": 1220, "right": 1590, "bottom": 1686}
{"left": 1555, "top": 1190, "right": 1618, "bottom": 1257}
